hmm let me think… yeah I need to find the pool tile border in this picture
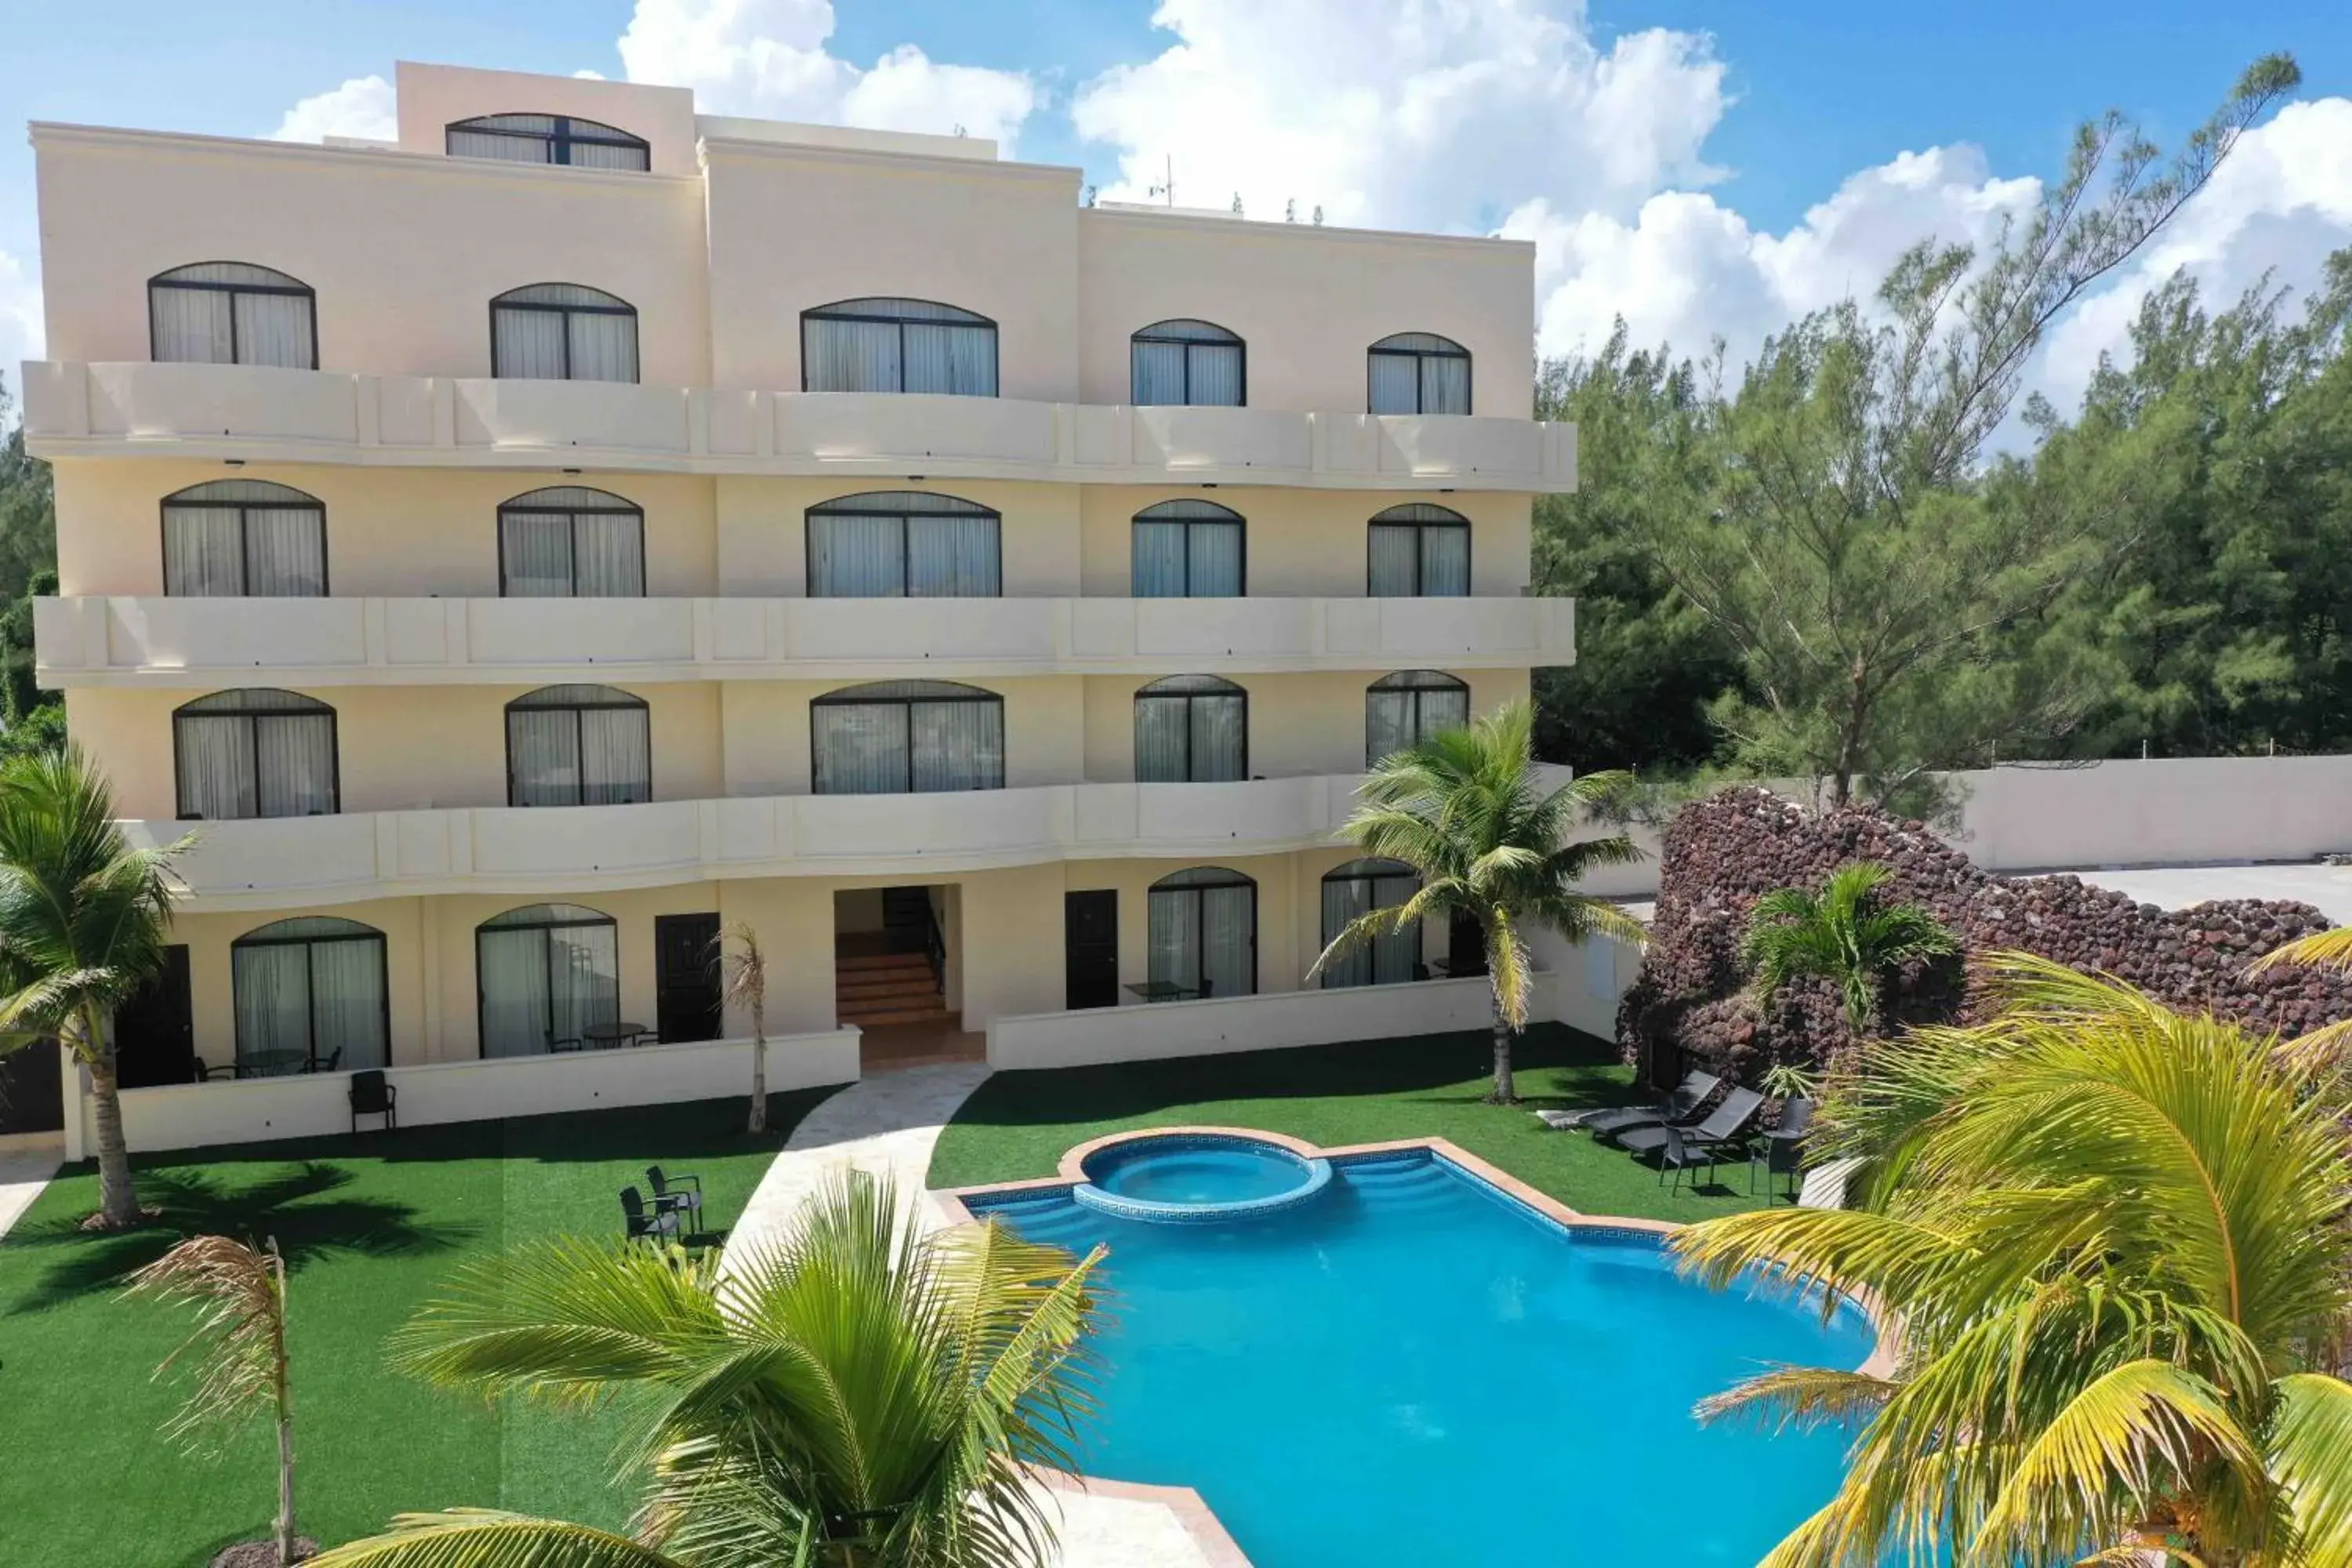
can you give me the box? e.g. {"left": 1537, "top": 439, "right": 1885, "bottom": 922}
{"left": 934, "top": 1124, "right": 1902, "bottom": 1568}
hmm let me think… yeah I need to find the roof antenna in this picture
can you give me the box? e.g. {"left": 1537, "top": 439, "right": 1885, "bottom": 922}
{"left": 1148, "top": 154, "right": 1173, "bottom": 207}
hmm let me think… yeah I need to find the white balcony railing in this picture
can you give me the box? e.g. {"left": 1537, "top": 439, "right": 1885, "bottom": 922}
{"left": 20, "top": 361, "right": 1577, "bottom": 492}
{"left": 124, "top": 775, "right": 1371, "bottom": 909}
{"left": 38, "top": 595, "right": 1576, "bottom": 685}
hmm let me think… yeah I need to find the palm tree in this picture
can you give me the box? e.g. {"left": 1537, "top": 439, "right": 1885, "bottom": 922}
{"left": 1312, "top": 699, "right": 1645, "bottom": 1105}
{"left": 714, "top": 920, "right": 769, "bottom": 1134}
{"left": 1741, "top": 860, "right": 1958, "bottom": 1037}
{"left": 1673, "top": 953, "right": 2352, "bottom": 1568}
{"left": 308, "top": 1170, "right": 1106, "bottom": 1568}
{"left": 127, "top": 1235, "right": 307, "bottom": 1567}
{"left": 0, "top": 746, "right": 186, "bottom": 1228}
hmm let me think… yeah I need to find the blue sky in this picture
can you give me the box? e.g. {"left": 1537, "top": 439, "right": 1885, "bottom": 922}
{"left": 2, "top": 0, "right": 2349, "bottom": 406}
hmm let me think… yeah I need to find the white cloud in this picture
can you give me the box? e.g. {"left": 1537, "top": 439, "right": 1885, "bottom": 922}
{"left": 1071, "top": 0, "right": 1726, "bottom": 227}
{"left": 615, "top": 0, "right": 1036, "bottom": 147}
{"left": 270, "top": 74, "right": 397, "bottom": 143}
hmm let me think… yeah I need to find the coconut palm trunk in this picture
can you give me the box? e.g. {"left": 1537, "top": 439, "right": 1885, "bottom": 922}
{"left": 82, "top": 1010, "right": 140, "bottom": 1229}
{"left": 1487, "top": 987, "right": 1516, "bottom": 1105}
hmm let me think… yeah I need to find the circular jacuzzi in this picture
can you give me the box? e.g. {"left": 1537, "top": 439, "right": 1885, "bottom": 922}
{"left": 1071, "top": 1131, "right": 1334, "bottom": 1223}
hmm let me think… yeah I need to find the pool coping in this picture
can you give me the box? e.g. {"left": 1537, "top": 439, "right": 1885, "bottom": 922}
{"left": 933, "top": 1125, "right": 1901, "bottom": 1568}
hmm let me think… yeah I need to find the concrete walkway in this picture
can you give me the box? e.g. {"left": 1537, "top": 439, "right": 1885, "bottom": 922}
{"left": 718, "top": 1065, "right": 1236, "bottom": 1568}
{"left": 0, "top": 1139, "right": 63, "bottom": 1240}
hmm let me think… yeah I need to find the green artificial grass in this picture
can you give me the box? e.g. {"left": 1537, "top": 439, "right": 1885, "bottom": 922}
{"left": 929, "top": 1023, "right": 1781, "bottom": 1226}
{"left": 0, "top": 1087, "right": 840, "bottom": 1568}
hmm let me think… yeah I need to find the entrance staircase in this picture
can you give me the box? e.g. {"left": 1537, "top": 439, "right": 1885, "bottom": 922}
{"left": 834, "top": 950, "right": 950, "bottom": 1028}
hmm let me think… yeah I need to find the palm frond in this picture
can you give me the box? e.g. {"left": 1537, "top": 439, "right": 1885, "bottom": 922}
{"left": 304, "top": 1512, "right": 693, "bottom": 1568}
{"left": 2268, "top": 1373, "right": 2352, "bottom": 1566}
{"left": 1696, "top": 1366, "right": 1901, "bottom": 1434}
{"left": 122, "top": 1234, "right": 286, "bottom": 1453}
{"left": 2248, "top": 925, "right": 2352, "bottom": 975}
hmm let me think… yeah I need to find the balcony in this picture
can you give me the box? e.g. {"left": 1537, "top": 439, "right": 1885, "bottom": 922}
{"left": 38, "top": 595, "right": 1576, "bottom": 686}
{"left": 122, "top": 775, "right": 1370, "bottom": 909}
{"left": 19, "top": 361, "right": 1577, "bottom": 492}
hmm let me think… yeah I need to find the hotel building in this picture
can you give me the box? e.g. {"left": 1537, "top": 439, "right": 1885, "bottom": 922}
{"left": 20, "top": 63, "right": 1578, "bottom": 1120}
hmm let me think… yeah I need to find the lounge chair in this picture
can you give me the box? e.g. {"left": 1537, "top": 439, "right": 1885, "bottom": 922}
{"left": 621, "top": 1186, "right": 680, "bottom": 1243}
{"left": 647, "top": 1165, "right": 702, "bottom": 1222}
{"left": 1538, "top": 1070, "right": 1722, "bottom": 1136}
{"left": 1617, "top": 1086, "right": 1765, "bottom": 1161}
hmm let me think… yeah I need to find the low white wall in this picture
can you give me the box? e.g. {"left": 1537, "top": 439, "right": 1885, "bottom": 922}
{"left": 987, "top": 975, "right": 1508, "bottom": 1070}
{"left": 75, "top": 1029, "right": 862, "bottom": 1156}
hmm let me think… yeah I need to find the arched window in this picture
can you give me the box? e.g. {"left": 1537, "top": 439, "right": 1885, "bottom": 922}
{"left": 1131, "top": 319, "right": 1244, "bottom": 407}
{"left": 174, "top": 688, "right": 337, "bottom": 821}
{"left": 162, "top": 479, "right": 327, "bottom": 597}
{"left": 1146, "top": 867, "right": 1256, "bottom": 1001}
{"left": 811, "top": 681, "right": 1003, "bottom": 795}
{"left": 232, "top": 916, "right": 389, "bottom": 1076}
{"left": 476, "top": 903, "right": 619, "bottom": 1058}
{"left": 447, "top": 114, "right": 649, "bottom": 171}
{"left": 490, "top": 283, "right": 638, "bottom": 383}
{"left": 498, "top": 487, "right": 644, "bottom": 597}
{"left": 149, "top": 263, "right": 317, "bottom": 369}
{"left": 1132, "top": 500, "right": 1244, "bottom": 597}
{"left": 506, "top": 684, "right": 651, "bottom": 807}
{"left": 802, "top": 298, "right": 997, "bottom": 397}
{"left": 1320, "top": 858, "right": 1421, "bottom": 989}
{"left": 1368, "top": 332, "right": 1470, "bottom": 416}
{"left": 1367, "top": 503, "right": 1469, "bottom": 597}
{"left": 1366, "top": 671, "right": 1469, "bottom": 766}
{"left": 807, "top": 492, "right": 1001, "bottom": 598}
{"left": 1134, "top": 676, "right": 1247, "bottom": 783}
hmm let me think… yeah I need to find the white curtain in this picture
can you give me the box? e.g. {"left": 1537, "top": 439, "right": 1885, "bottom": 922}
{"left": 1421, "top": 525, "right": 1470, "bottom": 595}
{"left": 477, "top": 927, "right": 554, "bottom": 1057}
{"left": 903, "top": 321, "right": 995, "bottom": 396}
{"left": 1131, "top": 341, "right": 1187, "bottom": 405}
{"left": 1187, "top": 520, "right": 1243, "bottom": 595}
{"left": 247, "top": 506, "right": 327, "bottom": 595}
{"left": 1367, "top": 524, "right": 1420, "bottom": 596}
{"left": 1418, "top": 684, "right": 1470, "bottom": 740}
{"left": 579, "top": 707, "right": 652, "bottom": 804}
{"left": 508, "top": 709, "right": 579, "bottom": 805}
{"left": 1321, "top": 868, "right": 1420, "bottom": 989}
{"left": 508, "top": 700, "right": 648, "bottom": 806}
{"left": 494, "top": 309, "right": 568, "bottom": 379}
{"left": 1421, "top": 354, "right": 1471, "bottom": 414}
{"left": 1368, "top": 353, "right": 1421, "bottom": 415}
{"left": 1134, "top": 697, "right": 1189, "bottom": 782}
{"left": 568, "top": 139, "right": 647, "bottom": 171}
{"left": 1201, "top": 885, "right": 1255, "bottom": 998}
{"left": 164, "top": 508, "right": 246, "bottom": 597}
{"left": 235, "top": 292, "right": 314, "bottom": 369}
{"left": 804, "top": 318, "right": 901, "bottom": 393}
{"left": 1131, "top": 521, "right": 1190, "bottom": 597}
{"left": 572, "top": 513, "right": 642, "bottom": 595}
{"left": 909, "top": 699, "right": 1004, "bottom": 792}
{"left": 448, "top": 124, "right": 554, "bottom": 163}
{"left": 1185, "top": 343, "right": 1243, "bottom": 406}
{"left": 813, "top": 703, "right": 911, "bottom": 794}
{"left": 1192, "top": 694, "right": 1245, "bottom": 780}
{"left": 176, "top": 715, "right": 256, "bottom": 820}
{"left": 500, "top": 513, "right": 575, "bottom": 597}
{"left": 810, "top": 514, "right": 906, "bottom": 597}
{"left": 253, "top": 713, "right": 335, "bottom": 816}
{"left": 232, "top": 944, "right": 310, "bottom": 1069}
{"left": 305, "top": 938, "right": 387, "bottom": 1070}
{"left": 548, "top": 924, "right": 620, "bottom": 1041}
{"left": 906, "top": 515, "right": 1000, "bottom": 597}
{"left": 567, "top": 310, "right": 637, "bottom": 383}
{"left": 1365, "top": 691, "right": 1414, "bottom": 767}
{"left": 1146, "top": 888, "right": 1196, "bottom": 996}
{"left": 151, "top": 286, "right": 235, "bottom": 364}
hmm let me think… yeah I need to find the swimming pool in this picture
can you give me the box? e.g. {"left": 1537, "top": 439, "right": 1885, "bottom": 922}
{"left": 964, "top": 1142, "right": 1874, "bottom": 1567}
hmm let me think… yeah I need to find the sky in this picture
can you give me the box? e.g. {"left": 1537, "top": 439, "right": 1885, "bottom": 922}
{"left": 2, "top": 0, "right": 2350, "bottom": 421}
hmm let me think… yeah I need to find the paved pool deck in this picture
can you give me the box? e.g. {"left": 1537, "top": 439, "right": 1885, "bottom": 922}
{"left": 720, "top": 1063, "right": 1243, "bottom": 1568}
{"left": 0, "top": 1139, "right": 61, "bottom": 1240}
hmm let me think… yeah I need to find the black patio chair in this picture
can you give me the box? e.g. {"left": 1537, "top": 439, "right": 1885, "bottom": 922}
{"left": 1655, "top": 1124, "right": 1725, "bottom": 1194}
{"left": 1750, "top": 1096, "right": 1815, "bottom": 1200}
{"left": 306, "top": 1047, "right": 343, "bottom": 1074}
{"left": 1543, "top": 1069, "right": 1722, "bottom": 1137}
{"left": 347, "top": 1069, "right": 397, "bottom": 1135}
{"left": 622, "top": 1186, "right": 680, "bottom": 1243}
{"left": 647, "top": 1165, "right": 703, "bottom": 1223}
{"left": 1617, "top": 1085, "right": 1765, "bottom": 1163}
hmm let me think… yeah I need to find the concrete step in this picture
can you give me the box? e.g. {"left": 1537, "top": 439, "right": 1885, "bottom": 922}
{"left": 840, "top": 1002, "right": 955, "bottom": 1027}
{"left": 835, "top": 951, "right": 934, "bottom": 974}
{"left": 837, "top": 978, "right": 945, "bottom": 1004}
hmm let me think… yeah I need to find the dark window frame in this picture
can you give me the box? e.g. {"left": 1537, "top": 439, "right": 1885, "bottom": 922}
{"left": 504, "top": 684, "right": 653, "bottom": 808}
{"left": 1146, "top": 866, "right": 1260, "bottom": 1000}
{"left": 495, "top": 486, "right": 648, "bottom": 598}
{"left": 804, "top": 491, "right": 1004, "bottom": 599}
{"left": 159, "top": 481, "right": 330, "bottom": 597}
{"left": 1366, "top": 670, "right": 1471, "bottom": 767}
{"left": 1131, "top": 500, "right": 1248, "bottom": 597}
{"left": 808, "top": 681, "right": 1006, "bottom": 796}
{"left": 172, "top": 688, "right": 341, "bottom": 822}
{"left": 1367, "top": 332, "right": 1472, "bottom": 416}
{"left": 147, "top": 262, "right": 320, "bottom": 370}
{"left": 1131, "top": 318, "right": 1247, "bottom": 408}
{"left": 800, "top": 298, "right": 1000, "bottom": 397}
{"left": 1366, "top": 503, "right": 1471, "bottom": 597}
{"left": 445, "top": 113, "right": 650, "bottom": 169}
{"left": 230, "top": 917, "right": 391, "bottom": 1069}
{"left": 1319, "top": 857, "right": 1422, "bottom": 989}
{"left": 488, "top": 283, "right": 641, "bottom": 383}
{"left": 1133, "top": 675, "right": 1249, "bottom": 783}
{"left": 473, "top": 902, "right": 620, "bottom": 1060}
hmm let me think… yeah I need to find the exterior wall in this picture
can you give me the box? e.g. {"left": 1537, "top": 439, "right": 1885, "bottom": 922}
{"left": 34, "top": 128, "right": 711, "bottom": 383}
{"left": 1076, "top": 209, "right": 1537, "bottom": 416}
{"left": 1076, "top": 486, "right": 1530, "bottom": 597}
{"left": 51, "top": 459, "right": 718, "bottom": 598}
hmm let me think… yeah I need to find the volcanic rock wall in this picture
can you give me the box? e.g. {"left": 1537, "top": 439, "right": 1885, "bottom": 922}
{"left": 1617, "top": 787, "right": 2352, "bottom": 1086}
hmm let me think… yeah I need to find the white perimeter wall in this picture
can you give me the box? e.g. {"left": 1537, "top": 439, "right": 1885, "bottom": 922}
{"left": 71, "top": 1030, "right": 861, "bottom": 1156}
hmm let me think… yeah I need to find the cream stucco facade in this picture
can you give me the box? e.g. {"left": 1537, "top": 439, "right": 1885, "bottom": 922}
{"left": 24, "top": 62, "right": 1575, "bottom": 1083}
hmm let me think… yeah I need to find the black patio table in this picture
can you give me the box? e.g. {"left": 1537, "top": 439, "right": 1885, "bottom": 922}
{"left": 1123, "top": 981, "right": 1202, "bottom": 1004}
{"left": 234, "top": 1049, "right": 309, "bottom": 1078}
{"left": 580, "top": 1022, "right": 655, "bottom": 1049}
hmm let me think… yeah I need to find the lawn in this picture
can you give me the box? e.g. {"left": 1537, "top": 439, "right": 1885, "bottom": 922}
{"left": 928, "top": 1023, "right": 1781, "bottom": 1225}
{"left": 0, "top": 1086, "right": 841, "bottom": 1568}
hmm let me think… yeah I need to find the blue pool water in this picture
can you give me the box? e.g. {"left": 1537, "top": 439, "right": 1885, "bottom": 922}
{"left": 971, "top": 1149, "right": 1873, "bottom": 1568}
{"left": 1084, "top": 1137, "right": 1313, "bottom": 1204}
